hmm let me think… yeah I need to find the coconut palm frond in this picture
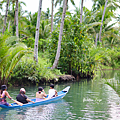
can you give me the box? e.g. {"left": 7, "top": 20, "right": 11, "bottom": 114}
{"left": 5, "top": 36, "right": 19, "bottom": 46}
{"left": 105, "top": 22, "right": 117, "bottom": 31}
{"left": 0, "top": 34, "right": 32, "bottom": 84}
{"left": 70, "top": 0, "right": 75, "bottom": 6}
{"left": 4, "top": 44, "right": 32, "bottom": 79}
{"left": 86, "top": 22, "right": 102, "bottom": 31}
{"left": 19, "top": 30, "right": 32, "bottom": 37}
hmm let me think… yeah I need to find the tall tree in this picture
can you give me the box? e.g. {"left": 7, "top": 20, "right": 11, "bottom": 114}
{"left": 51, "top": 0, "right": 54, "bottom": 34}
{"left": 51, "top": 0, "right": 68, "bottom": 69}
{"left": 51, "top": 0, "right": 75, "bottom": 34}
{"left": 34, "top": 0, "right": 42, "bottom": 63}
{"left": 99, "top": 0, "right": 108, "bottom": 42}
{"left": 15, "top": 0, "right": 19, "bottom": 37}
{"left": 2, "top": 0, "right": 10, "bottom": 34}
{"left": 54, "top": 0, "right": 75, "bottom": 24}
{"left": 91, "top": 0, "right": 120, "bottom": 43}
{"left": 80, "top": 0, "right": 84, "bottom": 23}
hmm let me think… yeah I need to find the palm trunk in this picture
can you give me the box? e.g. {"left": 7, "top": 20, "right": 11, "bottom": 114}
{"left": 80, "top": 0, "right": 84, "bottom": 23}
{"left": 15, "top": 0, "right": 19, "bottom": 37}
{"left": 51, "top": 0, "right": 54, "bottom": 34}
{"left": 95, "top": 33, "right": 98, "bottom": 46}
{"left": 14, "top": 8, "right": 16, "bottom": 25}
{"left": 99, "top": 0, "right": 108, "bottom": 42}
{"left": 34, "top": 0, "right": 42, "bottom": 63}
{"left": 51, "top": 0, "right": 68, "bottom": 69}
{"left": 2, "top": 0, "right": 10, "bottom": 34}
{"left": 8, "top": 20, "right": 10, "bottom": 32}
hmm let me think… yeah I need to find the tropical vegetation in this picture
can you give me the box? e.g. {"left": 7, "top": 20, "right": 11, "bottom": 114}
{"left": 0, "top": 0, "right": 120, "bottom": 86}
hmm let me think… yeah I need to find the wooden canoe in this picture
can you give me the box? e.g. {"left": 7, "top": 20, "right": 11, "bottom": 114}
{"left": 0, "top": 86, "right": 70, "bottom": 109}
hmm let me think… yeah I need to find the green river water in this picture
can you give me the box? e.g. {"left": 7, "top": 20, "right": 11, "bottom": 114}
{"left": 0, "top": 70, "right": 120, "bottom": 120}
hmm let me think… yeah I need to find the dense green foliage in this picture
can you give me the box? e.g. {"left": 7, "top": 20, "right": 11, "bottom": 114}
{"left": 0, "top": 0, "right": 120, "bottom": 85}
{"left": 0, "top": 35, "right": 32, "bottom": 85}
{"left": 10, "top": 54, "right": 62, "bottom": 86}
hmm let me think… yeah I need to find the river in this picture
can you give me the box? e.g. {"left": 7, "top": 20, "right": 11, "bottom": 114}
{"left": 0, "top": 70, "right": 120, "bottom": 120}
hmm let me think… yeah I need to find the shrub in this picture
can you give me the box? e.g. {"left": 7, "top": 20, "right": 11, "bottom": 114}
{"left": 10, "top": 54, "right": 62, "bottom": 85}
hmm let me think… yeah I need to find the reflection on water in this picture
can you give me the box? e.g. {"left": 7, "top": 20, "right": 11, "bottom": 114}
{"left": 0, "top": 99, "right": 69, "bottom": 120}
{"left": 0, "top": 70, "right": 120, "bottom": 120}
{"left": 24, "top": 100, "right": 70, "bottom": 120}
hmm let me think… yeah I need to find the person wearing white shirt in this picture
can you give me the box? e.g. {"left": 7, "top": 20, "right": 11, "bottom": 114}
{"left": 48, "top": 84, "right": 58, "bottom": 99}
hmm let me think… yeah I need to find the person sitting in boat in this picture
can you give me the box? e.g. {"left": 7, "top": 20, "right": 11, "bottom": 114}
{"left": 16, "top": 88, "right": 35, "bottom": 104}
{"left": 0, "top": 85, "right": 12, "bottom": 106}
{"left": 48, "top": 84, "right": 58, "bottom": 99}
{"left": 36, "top": 87, "right": 47, "bottom": 102}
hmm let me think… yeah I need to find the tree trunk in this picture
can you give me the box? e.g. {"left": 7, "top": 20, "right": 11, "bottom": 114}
{"left": 3, "top": 76, "right": 5, "bottom": 85}
{"left": 8, "top": 20, "right": 10, "bottom": 32}
{"left": 15, "top": 0, "right": 19, "bottom": 37}
{"left": 51, "top": 0, "right": 54, "bottom": 34}
{"left": 34, "top": 0, "right": 42, "bottom": 63}
{"left": 99, "top": 0, "right": 108, "bottom": 42}
{"left": 95, "top": 33, "right": 98, "bottom": 46}
{"left": 14, "top": 8, "right": 16, "bottom": 25}
{"left": 80, "top": 0, "right": 84, "bottom": 23}
{"left": 51, "top": 0, "right": 68, "bottom": 69}
{"left": 2, "top": 0, "right": 10, "bottom": 34}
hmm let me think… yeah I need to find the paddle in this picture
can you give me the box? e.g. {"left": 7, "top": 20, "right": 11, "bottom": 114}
{"left": 11, "top": 98, "right": 23, "bottom": 106}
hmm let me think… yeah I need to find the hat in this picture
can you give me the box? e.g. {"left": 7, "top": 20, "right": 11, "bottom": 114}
{"left": 1, "top": 85, "right": 7, "bottom": 90}
{"left": 38, "top": 87, "right": 43, "bottom": 91}
{"left": 20, "top": 88, "right": 26, "bottom": 92}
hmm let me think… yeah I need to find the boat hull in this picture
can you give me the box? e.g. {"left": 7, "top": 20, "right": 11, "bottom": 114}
{"left": 0, "top": 86, "right": 70, "bottom": 109}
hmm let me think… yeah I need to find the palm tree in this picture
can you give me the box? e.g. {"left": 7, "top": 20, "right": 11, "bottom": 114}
{"left": 53, "top": 0, "right": 75, "bottom": 30}
{"left": 101, "top": 22, "right": 120, "bottom": 48}
{"left": 51, "top": 0, "right": 68, "bottom": 69}
{"left": 15, "top": 0, "right": 19, "bottom": 37}
{"left": 99, "top": 0, "right": 108, "bottom": 42}
{"left": 2, "top": 0, "right": 10, "bottom": 34}
{"left": 0, "top": 35, "right": 32, "bottom": 85}
{"left": 34, "top": 0, "right": 42, "bottom": 63}
{"left": 0, "top": 14, "right": 3, "bottom": 32}
{"left": 54, "top": 7, "right": 63, "bottom": 24}
{"left": 1, "top": 0, "right": 26, "bottom": 36}
{"left": 117, "top": 14, "right": 120, "bottom": 36}
{"left": 92, "top": 0, "right": 105, "bottom": 11}
{"left": 51, "top": 0, "right": 54, "bottom": 34}
{"left": 91, "top": 0, "right": 120, "bottom": 42}
{"left": 80, "top": 0, "right": 84, "bottom": 23}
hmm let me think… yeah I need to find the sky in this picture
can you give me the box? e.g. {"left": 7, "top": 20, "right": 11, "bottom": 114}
{"left": 20, "top": 0, "right": 120, "bottom": 26}
{"left": 20, "top": 0, "right": 119, "bottom": 26}
{"left": 21, "top": 0, "right": 93, "bottom": 14}
{"left": 0, "top": 0, "right": 119, "bottom": 24}
{"left": 1, "top": 0, "right": 119, "bottom": 17}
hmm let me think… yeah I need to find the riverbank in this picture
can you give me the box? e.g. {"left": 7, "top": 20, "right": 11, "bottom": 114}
{"left": 9, "top": 75, "right": 76, "bottom": 87}
{"left": 10, "top": 72, "right": 94, "bottom": 87}
{"left": 9, "top": 67, "right": 119, "bottom": 87}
